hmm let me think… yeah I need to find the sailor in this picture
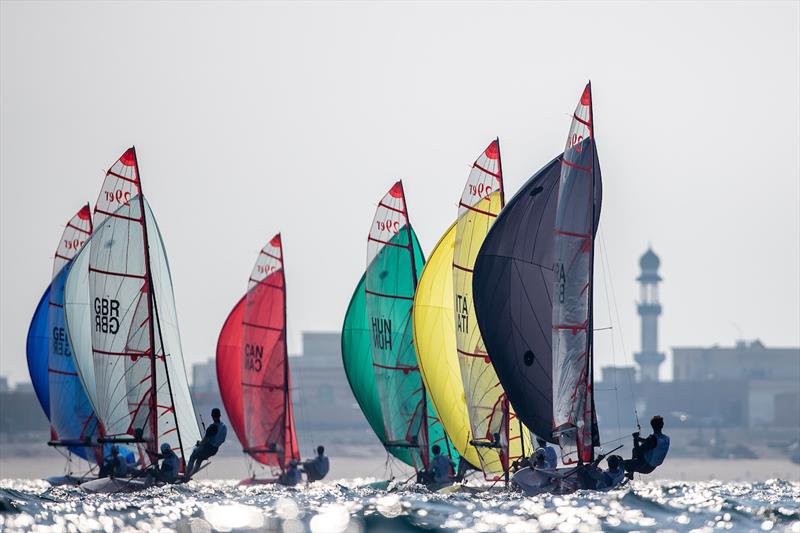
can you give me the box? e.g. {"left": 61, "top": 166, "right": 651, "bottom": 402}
{"left": 99, "top": 445, "right": 129, "bottom": 478}
{"left": 152, "top": 443, "right": 181, "bottom": 483}
{"left": 279, "top": 460, "right": 302, "bottom": 486}
{"left": 577, "top": 454, "right": 626, "bottom": 490}
{"left": 185, "top": 408, "right": 228, "bottom": 480}
{"left": 624, "top": 415, "right": 670, "bottom": 477}
{"left": 427, "top": 445, "right": 455, "bottom": 484}
{"left": 301, "top": 445, "right": 330, "bottom": 482}
{"left": 536, "top": 437, "right": 558, "bottom": 469}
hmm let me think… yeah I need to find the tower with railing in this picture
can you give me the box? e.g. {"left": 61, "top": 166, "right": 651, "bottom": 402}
{"left": 635, "top": 247, "right": 665, "bottom": 381}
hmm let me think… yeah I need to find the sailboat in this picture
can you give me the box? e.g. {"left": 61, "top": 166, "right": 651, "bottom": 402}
{"left": 217, "top": 234, "right": 301, "bottom": 484}
{"left": 452, "top": 139, "right": 533, "bottom": 480}
{"left": 475, "top": 83, "right": 604, "bottom": 494}
{"left": 363, "top": 180, "right": 458, "bottom": 482}
{"left": 63, "top": 148, "right": 201, "bottom": 493}
{"left": 26, "top": 204, "right": 103, "bottom": 484}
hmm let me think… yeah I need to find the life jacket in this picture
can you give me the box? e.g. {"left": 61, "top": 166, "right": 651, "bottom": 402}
{"left": 643, "top": 434, "right": 670, "bottom": 467}
{"left": 604, "top": 467, "right": 625, "bottom": 488}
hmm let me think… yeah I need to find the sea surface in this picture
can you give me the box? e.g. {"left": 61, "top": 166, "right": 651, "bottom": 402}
{"left": 1, "top": 478, "right": 798, "bottom": 532}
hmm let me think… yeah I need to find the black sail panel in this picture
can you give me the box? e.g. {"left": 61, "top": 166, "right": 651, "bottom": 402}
{"left": 472, "top": 154, "right": 563, "bottom": 443}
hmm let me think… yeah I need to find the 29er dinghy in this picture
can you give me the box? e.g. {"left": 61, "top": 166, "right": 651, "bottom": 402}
{"left": 26, "top": 205, "right": 104, "bottom": 485}
{"left": 364, "top": 181, "right": 458, "bottom": 487}
{"left": 64, "top": 148, "right": 201, "bottom": 493}
{"left": 217, "top": 234, "right": 301, "bottom": 484}
{"left": 475, "top": 84, "right": 605, "bottom": 495}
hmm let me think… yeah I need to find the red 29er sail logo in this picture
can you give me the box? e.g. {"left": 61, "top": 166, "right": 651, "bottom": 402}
{"left": 567, "top": 133, "right": 585, "bottom": 153}
{"left": 63, "top": 238, "right": 86, "bottom": 251}
{"left": 257, "top": 264, "right": 277, "bottom": 276}
{"left": 468, "top": 182, "right": 493, "bottom": 199}
{"left": 375, "top": 219, "right": 400, "bottom": 235}
{"left": 104, "top": 189, "right": 131, "bottom": 206}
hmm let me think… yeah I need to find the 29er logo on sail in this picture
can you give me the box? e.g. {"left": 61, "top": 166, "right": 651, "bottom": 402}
{"left": 94, "top": 298, "right": 120, "bottom": 334}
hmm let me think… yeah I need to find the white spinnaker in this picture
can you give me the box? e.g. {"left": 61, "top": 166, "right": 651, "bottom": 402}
{"left": 64, "top": 241, "right": 100, "bottom": 415}
{"left": 144, "top": 198, "right": 201, "bottom": 462}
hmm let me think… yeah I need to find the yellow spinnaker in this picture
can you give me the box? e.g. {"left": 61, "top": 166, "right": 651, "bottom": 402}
{"left": 413, "top": 223, "right": 486, "bottom": 470}
{"left": 453, "top": 140, "right": 533, "bottom": 477}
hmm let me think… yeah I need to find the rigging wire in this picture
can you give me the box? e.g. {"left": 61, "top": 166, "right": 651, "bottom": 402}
{"left": 599, "top": 228, "right": 641, "bottom": 431}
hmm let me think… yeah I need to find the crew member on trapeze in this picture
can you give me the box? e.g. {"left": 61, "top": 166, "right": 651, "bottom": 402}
{"left": 624, "top": 415, "right": 670, "bottom": 478}
{"left": 184, "top": 408, "right": 228, "bottom": 480}
{"left": 300, "top": 445, "right": 330, "bottom": 482}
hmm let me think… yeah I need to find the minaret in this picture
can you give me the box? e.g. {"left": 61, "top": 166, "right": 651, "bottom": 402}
{"left": 635, "top": 247, "right": 665, "bottom": 381}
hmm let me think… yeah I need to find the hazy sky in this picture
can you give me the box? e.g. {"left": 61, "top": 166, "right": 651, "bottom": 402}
{"left": 1, "top": 1, "right": 798, "bottom": 386}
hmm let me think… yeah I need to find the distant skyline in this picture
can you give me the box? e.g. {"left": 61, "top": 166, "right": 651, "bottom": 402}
{"left": 2, "top": 2, "right": 799, "bottom": 386}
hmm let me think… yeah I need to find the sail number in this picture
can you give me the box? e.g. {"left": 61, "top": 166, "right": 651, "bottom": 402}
{"left": 375, "top": 219, "right": 400, "bottom": 235}
{"left": 455, "top": 293, "right": 469, "bottom": 334}
{"left": 555, "top": 262, "right": 566, "bottom": 304}
{"left": 52, "top": 327, "right": 72, "bottom": 357}
{"left": 94, "top": 297, "right": 120, "bottom": 334}
{"left": 63, "top": 238, "right": 86, "bottom": 251}
{"left": 104, "top": 189, "right": 131, "bottom": 206}
{"left": 244, "top": 343, "right": 263, "bottom": 372}
{"left": 371, "top": 317, "right": 392, "bottom": 350}
{"left": 468, "top": 183, "right": 492, "bottom": 199}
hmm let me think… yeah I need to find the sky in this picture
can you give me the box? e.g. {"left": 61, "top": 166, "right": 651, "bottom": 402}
{"left": 1, "top": 1, "right": 798, "bottom": 386}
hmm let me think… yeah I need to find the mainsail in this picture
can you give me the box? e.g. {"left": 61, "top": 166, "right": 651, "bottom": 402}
{"left": 472, "top": 154, "right": 563, "bottom": 444}
{"left": 85, "top": 147, "right": 200, "bottom": 467}
{"left": 342, "top": 273, "right": 414, "bottom": 467}
{"left": 244, "top": 235, "right": 299, "bottom": 468}
{"left": 413, "top": 222, "right": 482, "bottom": 469}
{"left": 365, "top": 181, "right": 455, "bottom": 471}
{"left": 452, "top": 140, "right": 532, "bottom": 475}
{"left": 552, "top": 83, "right": 602, "bottom": 463}
{"left": 48, "top": 205, "right": 100, "bottom": 460}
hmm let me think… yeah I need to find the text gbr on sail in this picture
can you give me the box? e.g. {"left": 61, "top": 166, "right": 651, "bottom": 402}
{"left": 94, "top": 297, "right": 120, "bottom": 334}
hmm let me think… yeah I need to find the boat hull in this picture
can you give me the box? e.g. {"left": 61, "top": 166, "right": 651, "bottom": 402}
{"left": 80, "top": 477, "right": 152, "bottom": 494}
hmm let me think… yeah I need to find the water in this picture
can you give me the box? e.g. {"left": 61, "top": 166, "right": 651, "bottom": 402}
{"left": 1, "top": 478, "right": 798, "bottom": 532}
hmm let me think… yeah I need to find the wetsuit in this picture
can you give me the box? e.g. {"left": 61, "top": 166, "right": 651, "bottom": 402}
{"left": 302, "top": 455, "right": 330, "bottom": 482}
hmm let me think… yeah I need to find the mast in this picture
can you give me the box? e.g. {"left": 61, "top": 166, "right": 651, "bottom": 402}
{"left": 587, "top": 81, "right": 597, "bottom": 461}
{"left": 400, "top": 181, "right": 429, "bottom": 470}
{"left": 133, "top": 147, "right": 185, "bottom": 463}
{"left": 280, "top": 235, "right": 293, "bottom": 471}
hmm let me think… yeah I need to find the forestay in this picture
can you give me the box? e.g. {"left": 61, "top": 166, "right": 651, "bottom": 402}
{"left": 452, "top": 140, "right": 532, "bottom": 476}
{"left": 552, "top": 83, "right": 602, "bottom": 464}
{"left": 472, "top": 155, "right": 563, "bottom": 444}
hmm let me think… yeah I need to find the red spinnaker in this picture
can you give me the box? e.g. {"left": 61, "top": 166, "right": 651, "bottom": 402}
{"left": 216, "top": 295, "right": 247, "bottom": 452}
